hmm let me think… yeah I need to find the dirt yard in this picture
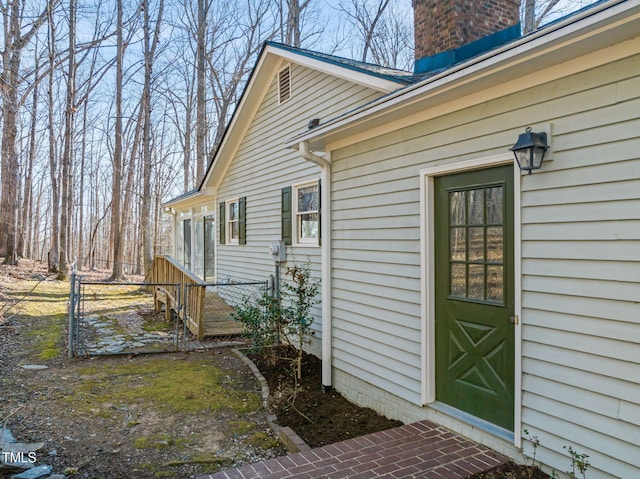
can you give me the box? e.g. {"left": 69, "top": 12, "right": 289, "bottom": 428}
{"left": 0, "top": 261, "right": 285, "bottom": 479}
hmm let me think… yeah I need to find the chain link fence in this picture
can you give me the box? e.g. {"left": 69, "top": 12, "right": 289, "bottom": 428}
{"left": 68, "top": 273, "right": 271, "bottom": 357}
{"left": 68, "top": 274, "right": 182, "bottom": 357}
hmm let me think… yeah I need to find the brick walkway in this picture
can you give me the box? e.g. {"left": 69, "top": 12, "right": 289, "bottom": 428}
{"left": 198, "top": 420, "right": 507, "bottom": 479}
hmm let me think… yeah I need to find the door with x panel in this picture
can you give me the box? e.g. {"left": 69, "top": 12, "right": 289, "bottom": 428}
{"left": 434, "top": 165, "right": 515, "bottom": 431}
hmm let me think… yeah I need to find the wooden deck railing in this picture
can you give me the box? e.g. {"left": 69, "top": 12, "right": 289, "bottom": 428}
{"left": 150, "top": 255, "right": 207, "bottom": 340}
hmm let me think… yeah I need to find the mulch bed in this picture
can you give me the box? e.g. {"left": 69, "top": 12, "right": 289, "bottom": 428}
{"left": 248, "top": 346, "right": 402, "bottom": 448}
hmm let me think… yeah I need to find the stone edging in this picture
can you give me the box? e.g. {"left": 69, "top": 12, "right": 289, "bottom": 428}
{"left": 231, "top": 348, "right": 310, "bottom": 453}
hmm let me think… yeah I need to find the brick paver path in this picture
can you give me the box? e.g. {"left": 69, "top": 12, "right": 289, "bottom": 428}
{"left": 199, "top": 420, "right": 507, "bottom": 479}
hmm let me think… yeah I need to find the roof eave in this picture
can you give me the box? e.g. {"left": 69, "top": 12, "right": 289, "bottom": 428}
{"left": 287, "top": 0, "right": 640, "bottom": 151}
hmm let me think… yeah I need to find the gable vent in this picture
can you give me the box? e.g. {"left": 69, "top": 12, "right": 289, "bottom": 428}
{"left": 278, "top": 66, "right": 291, "bottom": 104}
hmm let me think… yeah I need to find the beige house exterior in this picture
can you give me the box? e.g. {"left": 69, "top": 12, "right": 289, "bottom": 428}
{"left": 165, "top": 1, "right": 639, "bottom": 477}
{"left": 290, "top": 1, "right": 640, "bottom": 477}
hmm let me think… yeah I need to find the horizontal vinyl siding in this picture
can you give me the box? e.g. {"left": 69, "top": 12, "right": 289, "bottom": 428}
{"left": 516, "top": 55, "right": 640, "bottom": 478}
{"left": 331, "top": 51, "right": 640, "bottom": 477}
{"left": 217, "top": 63, "right": 384, "bottom": 340}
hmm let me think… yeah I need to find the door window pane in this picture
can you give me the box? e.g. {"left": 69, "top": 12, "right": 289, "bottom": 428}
{"left": 451, "top": 263, "right": 466, "bottom": 297}
{"left": 486, "top": 187, "right": 503, "bottom": 224}
{"left": 449, "top": 191, "right": 465, "bottom": 225}
{"left": 468, "top": 227, "right": 484, "bottom": 262}
{"left": 487, "top": 265, "right": 504, "bottom": 302}
{"left": 468, "top": 264, "right": 485, "bottom": 300}
{"left": 450, "top": 228, "right": 466, "bottom": 261}
{"left": 448, "top": 184, "right": 505, "bottom": 304}
{"left": 486, "top": 226, "right": 503, "bottom": 262}
{"left": 468, "top": 189, "right": 484, "bottom": 224}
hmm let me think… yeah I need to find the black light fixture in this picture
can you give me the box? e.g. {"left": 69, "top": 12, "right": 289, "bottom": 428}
{"left": 510, "top": 127, "right": 548, "bottom": 174}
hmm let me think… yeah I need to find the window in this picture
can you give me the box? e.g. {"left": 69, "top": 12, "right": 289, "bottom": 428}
{"left": 282, "top": 181, "right": 320, "bottom": 246}
{"left": 183, "top": 219, "right": 192, "bottom": 270}
{"left": 228, "top": 199, "right": 240, "bottom": 243}
{"left": 295, "top": 183, "right": 319, "bottom": 244}
{"left": 204, "top": 216, "right": 215, "bottom": 281}
{"left": 219, "top": 197, "right": 246, "bottom": 245}
{"left": 278, "top": 65, "right": 291, "bottom": 104}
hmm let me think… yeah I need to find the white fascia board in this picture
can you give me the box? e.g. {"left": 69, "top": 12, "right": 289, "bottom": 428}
{"left": 162, "top": 187, "right": 217, "bottom": 210}
{"left": 267, "top": 44, "right": 407, "bottom": 93}
{"left": 288, "top": 0, "right": 640, "bottom": 150}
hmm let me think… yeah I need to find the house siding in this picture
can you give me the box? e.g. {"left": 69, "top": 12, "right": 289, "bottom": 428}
{"left": 215, "top": 62, "right": 385, "bottom": 349}
{"left": 330, "top": 52, "right": 640, "bottom": 478}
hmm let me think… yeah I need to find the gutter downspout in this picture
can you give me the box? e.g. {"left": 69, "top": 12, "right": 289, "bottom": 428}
{"left": 299, "top": 141, "right": 332, "bottom": 392}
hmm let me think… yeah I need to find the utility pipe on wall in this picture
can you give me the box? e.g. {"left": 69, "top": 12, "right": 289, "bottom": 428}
{"left": 298, "top": 141, "right": 332, "bottom": 391}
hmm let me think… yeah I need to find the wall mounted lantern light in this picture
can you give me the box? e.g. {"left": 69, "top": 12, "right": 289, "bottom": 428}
{"left": 510, "top": 127, "right": 549, "bottom": 174}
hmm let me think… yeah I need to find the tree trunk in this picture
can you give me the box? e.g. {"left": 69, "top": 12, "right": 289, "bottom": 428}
{"left": 18, "top": 42, "right": 39, "bottom": 259}
{"left": 110, "top": 0, "right": 126, "bottom": 281}
{"left": 141, "top": 0, "right": 164, "bottom": 280}
{"left": 195, "top": 0, "right": 206, "bottom": 182}
{"left": 47, "top": 3, "right": 60, "bottom": 272}
{"left": 58, "top": 0, "right": 76, "bottom": 280}
{"left": 0, "top": 1, "right": 23, "bottom": 265}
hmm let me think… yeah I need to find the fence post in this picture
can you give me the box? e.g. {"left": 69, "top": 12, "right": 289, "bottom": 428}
{"left": 68, "top": 272, "right": 76, "bottom": 358}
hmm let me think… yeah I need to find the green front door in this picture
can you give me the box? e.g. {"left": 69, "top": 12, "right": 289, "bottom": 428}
{"left": 434, "top": 165, "right": 515, "bottom": 431}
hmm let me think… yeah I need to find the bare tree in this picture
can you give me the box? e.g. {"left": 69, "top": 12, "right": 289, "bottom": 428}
{"left": 17, "top": 36, "right": 40, "bottom": 258}
{"left": 141, "top": 0, "right": 165, "bottom": 279}
{"left": 207, "top": 0, "right": 273, "bottom": 153}
{"left": 57, "top": 0, "right": 77, "bottom": 280}
{"left": 109, "top": 0, "right": 125, "bottom": 280}
{"left": 334, "top": 0, "right": 413, "bottom": 70}
{"left": 521, "top": 0, "right": 597, "bottom": 33}
{"left": 195, "top": 0, "right": 207, "bottom": 182}
{"left": 0, "top": 0, "right": 57, "bottom": 264}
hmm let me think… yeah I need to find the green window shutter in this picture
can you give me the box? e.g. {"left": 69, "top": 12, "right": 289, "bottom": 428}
{"left": 281, "top": 186, "right": 292, "bottom": 245}
{"left": 239, "top": 196, "right": 247, "bottom": 245}
{"left": 317, "top": 179, "right": 321, "bottom": 246}
{"left": 218, "top": 202, "right": 225, "bottom": 245}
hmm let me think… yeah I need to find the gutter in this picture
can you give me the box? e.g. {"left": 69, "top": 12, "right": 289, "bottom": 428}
{"left": 287, "top": 0, "right": 636, "bottom": 148}
{"left": 298, "top": 141, "right": 332, "bottom": 391}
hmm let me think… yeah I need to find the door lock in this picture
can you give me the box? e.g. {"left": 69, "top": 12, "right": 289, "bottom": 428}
{"left": 509, "top": 315, "right": 519, "bottom": 325}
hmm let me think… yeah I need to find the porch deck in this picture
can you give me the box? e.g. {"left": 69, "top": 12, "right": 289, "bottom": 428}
{"left": 200, "top": 289, "right": 245, "bottom": 338}
{"left": 152, "top": 255, "right": 252, "bottom": 340}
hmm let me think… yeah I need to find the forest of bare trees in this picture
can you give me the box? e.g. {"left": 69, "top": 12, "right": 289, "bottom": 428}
{"left": 0, "top": 0, "right": 595, "bottom": 279}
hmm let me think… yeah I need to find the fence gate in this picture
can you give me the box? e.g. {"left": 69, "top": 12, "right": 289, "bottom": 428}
{"left": 68, "top": 273, "right": 183, "bottom": 357}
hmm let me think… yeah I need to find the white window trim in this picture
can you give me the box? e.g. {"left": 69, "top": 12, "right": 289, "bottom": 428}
{"left": 226, "top": 198, "right": 240, "bottom": 245}
{"left": 293, "top": 180, "right": 320, "bottom": 247}
{"left": 419, "top": 153, "right": 522, "bottom": 447}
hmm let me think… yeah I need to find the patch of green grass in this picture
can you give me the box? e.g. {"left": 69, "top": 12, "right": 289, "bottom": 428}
{"left": 246, "top": 431, "right": 280, "bottom": 450}
{"left": 133, "top": 434, "right": 192, "bottom": 450}
{"left": 228, "top": 420, "right": 257, "bottom": 436}
{"left": 73, "top": 357, "right": 262, "bottom": 415}
{"left": 25, "top": 313, "right": 66, "bottom": 360}
{"left": 139, "top": 310, "right": 173, "bottom": 333}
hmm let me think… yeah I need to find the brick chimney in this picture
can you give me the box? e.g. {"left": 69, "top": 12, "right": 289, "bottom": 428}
{"left": 413, "top": 0, "right": 521, "bottom": 72}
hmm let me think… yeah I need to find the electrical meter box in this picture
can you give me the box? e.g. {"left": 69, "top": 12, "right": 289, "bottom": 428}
{"left": 269, "top": 241, "right": 286, "bottom": 263}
